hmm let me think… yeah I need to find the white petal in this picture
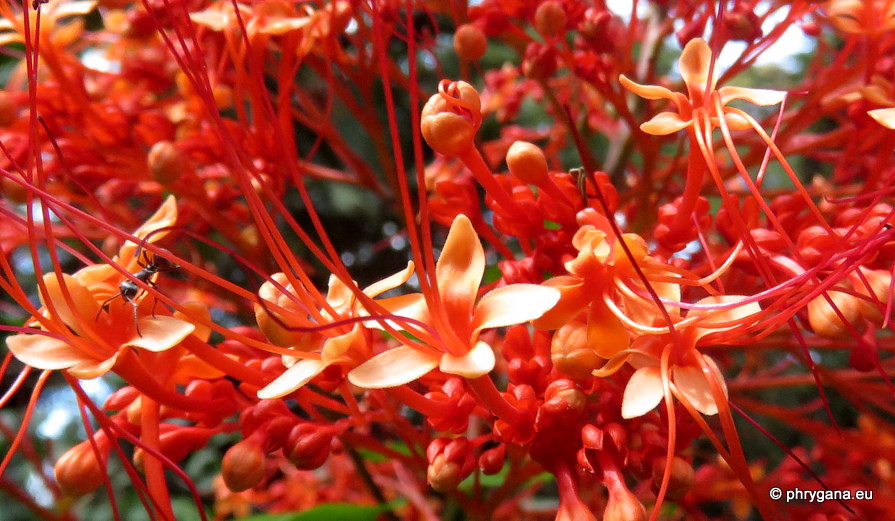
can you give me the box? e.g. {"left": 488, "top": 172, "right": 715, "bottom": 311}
{"left": 621, "top": 366, "right": 664, "bottom": 419}
{"left": 439, "top": 341, "right": 495, "bottom": 379}
{"left": 347, "top": 346, "right": 439, "bottom": 389}
{"left": 257, "top": 359, "right": 328, "bottom": 399}
{"left": 123, "top": 316, "right": 195, "bottom": 352}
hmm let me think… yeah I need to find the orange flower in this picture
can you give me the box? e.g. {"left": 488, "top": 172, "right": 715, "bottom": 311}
{"left": 256, "top": 262, "right": 415, "bottom": 399}
{"left": 5, "top": 197, "right": 195, "bottom": 379}
{"left": 613, "top": 296, "right": 762, "bottom": 419}
{"left": 619, "top": 38, "right": 785, "bottom": 135}
{"left": 347, "top": 214, "right": 560, "bottom": 388}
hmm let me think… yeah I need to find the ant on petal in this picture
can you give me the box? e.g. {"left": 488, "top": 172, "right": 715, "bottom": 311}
{"left": 96, "top": 248, "right": 179, "bottom": 337}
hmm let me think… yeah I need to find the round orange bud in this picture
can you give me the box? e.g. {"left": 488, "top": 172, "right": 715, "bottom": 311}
{"left": 453, "top": 24, "right": 487, "bottom": 61}
{"left": 651, "top": 457, "right": 695, "bottom": 500}
{"left": 534, "top": 1, "right": 567, "bottom": 38}
{"left": 255, "top": 273, "right": 310, "bottom": 347}
{"left": 420, "top": 81, "right": 481, "bottom": 156}
{"left": 852, "top": 269, "right": 892, "bottom": 322}
{"left": 807, "top": 289, "right": 861, "bottom": 339}
{"left": 147, "top": 141, "right": 183, "bottom": 184}
{"left": 55, "top": 438, "right": 109, "bottom": 497}
{"left": 551, "top": 322, "right": 600, "bottom": 380}
{"left": 506, "top": 141, "right": 548, "bottom": 185}
{"left": 222, "top": 439, "right": 266, "bottom": 492}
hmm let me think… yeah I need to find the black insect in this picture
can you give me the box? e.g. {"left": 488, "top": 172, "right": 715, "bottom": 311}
{"left": 96, "top": 248, "right": 179, "bottom": 337}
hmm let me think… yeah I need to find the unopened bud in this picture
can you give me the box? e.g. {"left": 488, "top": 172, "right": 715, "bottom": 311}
{"left": 421, "top": 81, "right": 482, "bottom": 156}
{"left": 534, "top": 1, "right": 567, "bottom": 38}
{"left": 651, "top": 457, "right": 695, "bottom": 500}
{"left": 453, "top": 24, "right": 487, "bottom": 61}
{"left": 426, "top": 437, "right": 474, "bottom": 491}
{"left": 808, "top": 290, "right": 861, "bottom": 339}
{"left": 284, "top": 423, "right": 333, "bottom": 470}
{"left": 55, "top": 437, "right": 109, "bottom": 497}
{"left": 507, "top": 141, "right": 548, "bottom": 185}
{"left": 551, "top": 322, "right": 600, "bottom": 380}
{"left": 255, "top": 273, "right": 312, "bottom": 347}
{"left": 222, "top": 439, "right": 266, "bottom": 492}
{"left": 852, "top": 269, "right": 892, "bottom": 322}
{"left": 146, "top": 141, "right": 184, "bottom": 185}
{"left": 479, "top": 444, "right": 505, "bottom": 475}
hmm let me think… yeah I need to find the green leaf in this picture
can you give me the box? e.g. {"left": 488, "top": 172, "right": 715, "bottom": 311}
{"left": 234, "top": 502, "right": 398, "bottom": 521}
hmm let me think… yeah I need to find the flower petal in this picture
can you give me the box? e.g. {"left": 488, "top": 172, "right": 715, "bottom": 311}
{"left": 257, "top": 359, "right": 328, "bottom": 399}
{"left": 363, "top": 261, "right": 415, "bottom": 298}
{"left": 119, "top": 196, "right": 179, "bottom": 269}
{"left": 436, "top": 214, "right": 484, "bottom": 334}
{"left": 439, "top": 341, "right": 495, "bottom": 378}
{"left": 618, "top": 75, "right": 675, "bottom": 101}
{"left": 621, "top": 366, "right": 664, "bottom": 419}
{"left": 679, "top": 38, "right": 714, "bottom": 99}
{"left": 471, "top": 284, "right": 560, "bottom": 336}
{"left": 869, "top": 107, "right": 895, "bottom": 129}
{"left": 123, "top": 316, "right": 195, "bottom": 352}
{"left": 587, "top": 299, "right": 630, "bottom": 359}
{"left": 364, "top": 293, "right": 430, "bottom": 331}
{"left": 691, "top": 295, "right": 761, "bottom": 343}
{"left": 672, "top": 359, "right": 727, "bottom": 416}
{"left": 40, "top": 272, "right": 100, "bottom": 333}
{"left": 6, "top": 334, "right": 86, "bottom": 370}
{"left": 718, "top": 86, "right": 785, "bottom": 107}
{"left": 532, "top": 277, "right": 592, "bottom": 330}
{"left": 69, "top": 353, "right": 118, "bottom": 380}
{"left": 640, "top": 112, "right": 692, "bottom": 135}
{"left": 347, "top": 346, "right": 439, "bottom": 388}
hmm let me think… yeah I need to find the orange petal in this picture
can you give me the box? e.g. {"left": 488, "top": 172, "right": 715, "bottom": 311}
{"left": 320, "top": 327, "right": 363, "bottom": 362}
{"left": 621, "top": 366, "right": 664, "bottom": 419}
{"left": 532, "top": 276, "right": 592, "bottom": 330}
{"left": 718, "top": 86, "right": 785, "bottom": 107}
{"left": 6, "top": 334, "right": 86, "bottom": 370}
{"left": 257, "top": 359, "right": 328, "bottom": 399}
{"left": 123, "top": 316, "right": 195, "bottom": 352}
{"left": 347, "top": 346, "right": 439, "bottom": 388}
{"left": 640, "top": 112, "right": 692, "bottom": 135}
{"left": 672, "top": 359, "right": 727, "bottom": 416}
{"left": 41, "top": 272, "right": 100, "bottom": 333}
{"left": 587, "top": 299, "right": 631, "bottom": 359}
{"left": 439, "top": 341, "right": 495, "bottom": 378}
{"left": 436, "top": 214, "right": 484, "bottom": 332}
{"left": 679, "top": 38, "right": 714, "bottom": 99}
{"left": 175, "top": 301, "right": 212, "bottom": 342}
{"left": 119, "top": 196, "right": 178, "bottom": 269}
{"left": 69, "top": 354, "right": 118, "bottom": 380}
{"left": 869, "top": 108, "right": 895, "bottom": 129}
{"left": 363, "top": 261, "right": 415, "bottom": 298}
{"left": 691, "top": 295, "right": 761, "bottom": 343}
{"left": 618, "top": 75, "right": 674, "bottom": 101}
{"left": 471, "top": 284, "right": 560, "bottom": 336}
{"left": 364, "top": 293, "right": 430, "bottom": 330}
{"left": 326, "top": 274, "right": 356, "bottom": 311}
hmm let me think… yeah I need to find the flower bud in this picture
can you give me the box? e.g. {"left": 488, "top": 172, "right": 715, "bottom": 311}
{"left": 534, "top": 1, "right": 567, "bottom": 38}
{"left": 255, "top": 273, "right": 317, "bottom": 347}
{"left": 421, "top": 81, "right": 482, "bottom": 156}
{"left": 147, "top": 141, "right": 183, "bottom": 184}
{"left": 222, "top": 439, "right": 266, "bottom": 492}
{"left": 506, "top": 141, "right": 548, "bottom": 185}
{"left": 551, "top": 322, "right": 600, "bottom": 380}
{"left": 426, "top": 437, "right": 474, "bottom": 491}
{"left": 284, "top": 423, "right": 333, "bottom": 470}
{"left": 55, "top": 438, "right": 109, "bottom": 497}
{"left": 852, "top": 269, "right": 892, "bottom": 322}
{"left": 479, "top": 444, "right": 505, "bottom": 475}
{"left": 808, "top": 290, "right": 861, "bottom": 339}
{"left": 453, "top": 24, "right": 487, "bottom": 61}
{"left": 651, "top": 457, "right": 695, "bottom": 500}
